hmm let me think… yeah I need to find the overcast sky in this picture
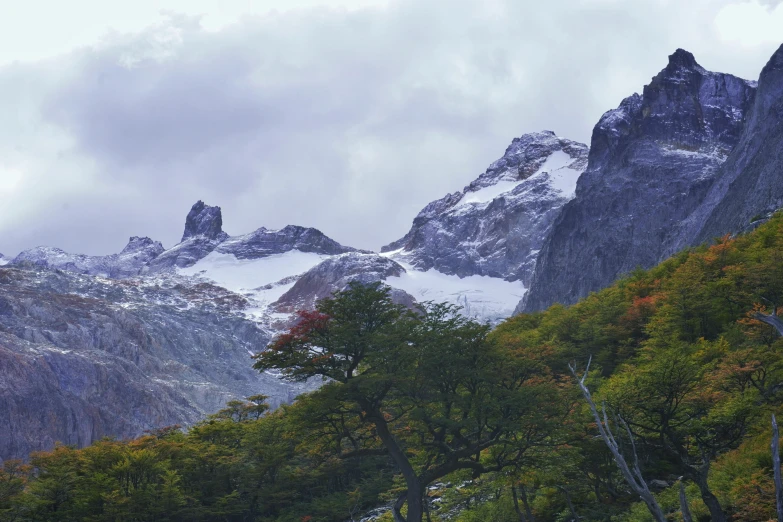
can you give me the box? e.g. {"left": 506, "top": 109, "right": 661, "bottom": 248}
{"left": 1, "top": 0, "right": 781, "bottom": 256}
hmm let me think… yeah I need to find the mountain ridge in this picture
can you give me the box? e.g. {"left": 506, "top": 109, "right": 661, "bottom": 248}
{"left": 3, "top": 44, "right": 783, "bottom": 461}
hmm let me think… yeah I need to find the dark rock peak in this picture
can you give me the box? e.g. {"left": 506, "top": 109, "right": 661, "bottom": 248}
{"left": 587, "top": 50, "right": 757, "bottom": 161}
{"left": 685, "top": 42, "right": 783, "bottom": 246}
{"left": 182, "top": 201, "right": 226, "bottom": 242}
{"left": 216, "top": 224, "right": 355, "bottom": 260}
{"left": 667, "top": 48, "right": 699, "bottom": 70}
{"left": 272, "top": 252, "right": 407, "bottom": 313}
{"left": 521, "top": 49, "right": 758, "bottom": 313}
{"left": 763, "top": 43, "right": 783, "bottom": 74}
{"left": 120, "top": 236, "right": 164, "bottom": 256}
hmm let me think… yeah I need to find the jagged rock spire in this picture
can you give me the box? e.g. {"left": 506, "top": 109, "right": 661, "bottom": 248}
{"left": 667, "top": 48, "right": 698, "bottom": 69}
{"left": 182, "top": 201, "right": 225, "bottom": 242}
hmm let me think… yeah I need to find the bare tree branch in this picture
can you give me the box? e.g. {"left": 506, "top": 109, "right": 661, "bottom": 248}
{"left": 772, "top": 414, "right": 783, "bottom": 522}
{"left": 754, "top": 312, "right": 783, "bottom": 337}
{"left": 569, "top": 359, "right": 666, "bottom": 522}
{"left": 679, "top": 479, "right": 693, "bottom": 522}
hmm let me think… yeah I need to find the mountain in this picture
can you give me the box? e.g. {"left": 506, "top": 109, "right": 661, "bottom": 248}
{"left": 12, "top": 237, "right": 165, "bottom": 278}
{"left": 5, "top": 45, "right": 783, "bottom": 462}
{"left": 0, "top": 266, "right": 309, "bottom": 460}
{"left": 686, "top": 44, "right": 783, "bottom": 245}
{"left": 0, "top": 191, "right": 538, "bottom": 459}
{"left": 383, "top": 131, "right": 588, "bottom": 287}
{"left": 521, "top": 49, "right": 757, "bottom": 312}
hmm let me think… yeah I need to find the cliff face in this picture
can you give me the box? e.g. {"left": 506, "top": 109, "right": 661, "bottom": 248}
{"left": 521, "top": 50, "right": 757, "bottom": 312}
{"left": 383, "top": 131, "right": 588, "bottom": 287}
{"left": 683, "top": 44, "right": 783, "bottom": 245}
{"left": 0, "top": 266, "right": 311, "bottom": 460}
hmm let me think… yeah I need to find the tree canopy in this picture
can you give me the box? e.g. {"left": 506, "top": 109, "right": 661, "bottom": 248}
{"left": 4, "top": 213, "right": 783, "bottom": 521}
{"left": 253, "top": 282, "right": 564, "bottom": 522}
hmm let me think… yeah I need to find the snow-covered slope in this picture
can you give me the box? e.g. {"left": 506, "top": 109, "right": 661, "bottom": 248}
{"left": 382, "top": 252, "right": 525, "bottom": 321}
{"left": 12, "top": 237, "right": 165, "bottom": 278}
{"left": 381, "top": 131, "right": 588, "bottom": 296}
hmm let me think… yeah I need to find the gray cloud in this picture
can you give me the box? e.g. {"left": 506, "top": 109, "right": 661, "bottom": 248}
{"left": 0, "top": 0, "right": 780, "bottom": 256}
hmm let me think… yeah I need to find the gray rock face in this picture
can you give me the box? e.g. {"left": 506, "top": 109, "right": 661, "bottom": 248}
{"left": 683, "top": 44, "right": 783, "bottom": 245}
{"left": 182, "top": 200, "right": 229, "bottom": 242}
{"left": 273, "top": 252, "right": 409, "bottom": 313}
{"left": 147, "top": 201, "right": 356, "bottom": 273}
{"left": 383, "top": 131, "right": 588, "bottom": 286}
{"left": 12, "top": 237, "right": 165, "bottom": 278}
{"left": 521, "top": 49, "right": 757, "bottom": 312}
{"left": 0, "top": 265, "right": 309, "bottom": 460}
{"left": 143, "top": 236, "right": 224, "bottom": 272}
{"left": 217, "top": 225, "right": 356, "bottom": 259}
{"left": 145, "top": 201, "right": 229, "bottom": 272}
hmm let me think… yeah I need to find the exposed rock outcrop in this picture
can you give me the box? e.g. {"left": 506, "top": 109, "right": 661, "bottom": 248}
{"left": 273, "top": 252, "right": 410, "bottom": 313}
{"left": 217, "top": 225, "right": 356, "bottom": 259}
{"left": 182, "top": 200, "right": 228, "bottom": 242}
{"left": 684, "top": 44, "right": 783, "bottom": 245}
{"left": 521, "top": 49, "right": 757, "bottom": 312}
{"left": 12, "top": 237, "right": 164, "bottom": 278}
{"left": 0, "top": 265, "right": 310, "bottom": 460}
{"left": 383, "top": 131, "right": 588, "bottom": 287}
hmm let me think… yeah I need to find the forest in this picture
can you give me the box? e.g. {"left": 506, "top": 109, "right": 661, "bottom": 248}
{"left": 3, "top": 212, "right": 783, "bottom": 522}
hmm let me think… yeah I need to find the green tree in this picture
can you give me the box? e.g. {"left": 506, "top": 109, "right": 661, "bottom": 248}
{"left": 254, "top": 282, "right": 561, "bottom": 522}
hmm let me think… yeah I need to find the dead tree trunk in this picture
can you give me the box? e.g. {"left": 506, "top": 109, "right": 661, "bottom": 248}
{"left": 773, "top": 414, "right": 783, "bottom": 522}
{"left": 569, "top": 358, "right": 666, "bottom": 522}
{"left": 679, "top": 480, "right": 693, "bottom": 522}
{"left": 754, "top": 312, "right": 783, "bottom": 336}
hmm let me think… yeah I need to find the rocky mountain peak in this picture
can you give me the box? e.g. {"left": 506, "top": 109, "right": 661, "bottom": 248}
{"left": 381, "top": 131, "right": 588, "bottom": 285}
{"left": 482, "top": 131, "right": 586, "bottom": 183}
{"left": 521, "top": 51, "right": 757, "bottom": 313}
{"left": 666, "top": 48, "right": 699, "bottom": 70}
{"left": 764, "top": 43, "right": 783, "bottom": 73}
{"left": 683, "top": 43, "right": 783, "bottom": 246}
{"left": 215, "top": 224, "right": 356, "bottom": 260}
{"left": 120, "top": 236, "right": 164, "bottom": 256}
{"left": 182, "top": 201, "right": 227, "bottom": 242}
{"left": 753, "top": 43, "right": 783, "bottom": 116}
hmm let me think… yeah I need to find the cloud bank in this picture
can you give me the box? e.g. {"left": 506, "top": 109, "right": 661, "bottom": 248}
{"left": 0, "top": 0, "right": 780, "bottom": 256}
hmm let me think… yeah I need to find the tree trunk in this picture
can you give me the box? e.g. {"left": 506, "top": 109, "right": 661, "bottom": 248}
{"left": 772, "top": 414, "right": 783, "bottom": 522}
{"left": 754, "top": 312, "right": 783, "bottom": 336}
{"left": 372, "top": 412, "right": 424, "bottom": 522}
{"left": 558, "top": 486, "right": 579, "bottom": 521}
{"left": 511, "top": 485, "right": 528, "bottom": 522}
{"left": 569, "top": 360, "right": 666, "bottom": 522}
{"left": 519, "top": 484, "right": 535, "bottom": 522}
{"left": 693, "top": 472, "right": 726, "bottom": 522}
{"left": 405, "top": 489, "right": 424, "bottom": 522}
{"left": 392, "top": 493, "right": 407, "bottom": 522}
{"left": 679, "top": 481, "right": 693, "bottom": 522}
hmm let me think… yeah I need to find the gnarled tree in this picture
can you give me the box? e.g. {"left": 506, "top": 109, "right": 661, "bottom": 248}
{"left": 254, "top": 282, "right": 562, "bottom": 522}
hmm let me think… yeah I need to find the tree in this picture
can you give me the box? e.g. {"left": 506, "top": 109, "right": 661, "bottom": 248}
{"left": 602, "top": 343, "right": 756, "bottom": 522}
{"left": 254, "top": 282, "right": 562, "bottom": 522}
{"left": 569, "top": 358, "right": 666, "bottom": 522}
